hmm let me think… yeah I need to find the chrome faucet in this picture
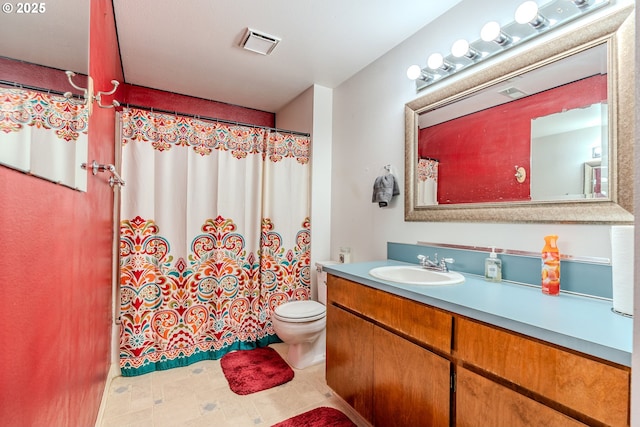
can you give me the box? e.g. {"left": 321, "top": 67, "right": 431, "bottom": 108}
{"left": 417, "top": 253, "right": 455, "bottom": 272}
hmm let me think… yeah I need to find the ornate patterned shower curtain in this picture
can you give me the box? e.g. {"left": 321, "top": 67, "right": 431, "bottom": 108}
{"left": 118, "top": 108, "right": 311, "bottom": 376}
{"left": 417, "top": 158, "right": 439, "bottom": 205}
{"left": 0, "top": 88, "right": 88, "bottom": 190}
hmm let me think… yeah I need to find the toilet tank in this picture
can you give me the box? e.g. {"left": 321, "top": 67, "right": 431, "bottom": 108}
{"left": 315, "top": 261, "right": 339, "bottom": 305}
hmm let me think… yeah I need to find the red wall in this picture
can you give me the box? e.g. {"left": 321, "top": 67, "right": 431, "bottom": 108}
{"left": 0, "top": 57, "right": 88, "bottom": 94}
{"left": 419, "top": 75, "right": 607, "bottom": 204}
{"left": 123, "top": 85, "right": 275, "bottom": 127}
{"left": 0, "top": 2, "right": 119, "bottom": 426}
{"left": 0, "top": 1, "right": 277, "bottom": 425}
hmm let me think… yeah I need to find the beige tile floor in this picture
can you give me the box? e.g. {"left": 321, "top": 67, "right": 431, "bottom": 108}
{"left": 98, "top": 343, "right": 371, "bottom": 427}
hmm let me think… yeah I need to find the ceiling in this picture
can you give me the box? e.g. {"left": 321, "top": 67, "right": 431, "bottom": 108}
{"left": 419, "top": 43, "right": 607, "bottom": 129}
{"left": 0, "top": 1, "right": 89, "bottom": 74}
{"left": 0, "top": 0, "right": 464, "bottom": 113}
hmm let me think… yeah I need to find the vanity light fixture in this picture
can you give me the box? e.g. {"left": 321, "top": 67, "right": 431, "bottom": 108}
{"left": 515, "top": 1, "right": 548, "bottom": 29}
{"left": 408, "top": 0, "right": 610, "bottom": 92}
{"left": 480, "top": 21, "right": 512, "bottom": 46}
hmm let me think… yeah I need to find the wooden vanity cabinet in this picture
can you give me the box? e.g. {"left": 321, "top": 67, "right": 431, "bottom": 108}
{"left": 326, "top": 275, "right": 452, "bottom": 426}
{"left": 326, "top": 274, "right": 631, "bottom": 427}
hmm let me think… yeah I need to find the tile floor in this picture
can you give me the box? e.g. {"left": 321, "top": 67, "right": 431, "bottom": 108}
{"left": 98, "top": 343, "right": 371, "bottom": 427}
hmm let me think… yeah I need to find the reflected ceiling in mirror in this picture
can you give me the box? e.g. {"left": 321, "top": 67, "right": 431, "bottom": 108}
{"left": 405, "top": 6, "right": 634, "bottom": 223}
{"left": 0, "top": 0, "right": 90, "bottom": 191}
{"left": 0, "top": 0, "right": 88, "bottom": 74}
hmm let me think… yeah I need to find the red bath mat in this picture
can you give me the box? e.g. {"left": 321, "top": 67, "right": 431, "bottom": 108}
{"left": 220, "top": 346, "right": 294, "bottom": 395}
{"left": 272, "top": 406, "right": 357, "bottom": 427}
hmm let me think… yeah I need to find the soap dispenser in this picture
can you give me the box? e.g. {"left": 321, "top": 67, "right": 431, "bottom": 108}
{"left": 484, "top": 247, "right": 502, "bottom": 282}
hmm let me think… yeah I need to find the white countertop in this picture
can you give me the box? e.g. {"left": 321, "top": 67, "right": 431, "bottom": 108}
{"left": 323, "top": 260, "right": 632, "bottom": 367}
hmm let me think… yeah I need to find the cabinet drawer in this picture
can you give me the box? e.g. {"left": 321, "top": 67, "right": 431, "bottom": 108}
{"left": 328, "top": 274, "right": 452, "bottom": 353}
{"left": 456, "top": 367, "right": 587, "bottom": 427}
{"left": 455, "top": 317, "right": 630, "bottom": 427}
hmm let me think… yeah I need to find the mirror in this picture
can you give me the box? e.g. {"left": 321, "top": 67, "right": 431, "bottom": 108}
{"left": 405, "top": 6, "right": 634, "bottom": 223}
{"left": 0, "top": 0, "right": 90, "bottom": 191}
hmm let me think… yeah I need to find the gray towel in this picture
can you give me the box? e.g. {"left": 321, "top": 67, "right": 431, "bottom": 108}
{"left": 372, "top": 174, "right": 400, "bottom": 207}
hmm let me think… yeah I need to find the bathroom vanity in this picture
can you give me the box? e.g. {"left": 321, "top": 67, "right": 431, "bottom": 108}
{"left": 324, "top": 261, "right": 631, "bottom": 427}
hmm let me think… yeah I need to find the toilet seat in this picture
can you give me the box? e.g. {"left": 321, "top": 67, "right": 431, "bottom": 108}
{"left": 274, "top": 300, "right": 326, "bottom": 322}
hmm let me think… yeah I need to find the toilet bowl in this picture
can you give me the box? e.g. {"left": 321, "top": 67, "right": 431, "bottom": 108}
{"left": 271, "top": 261, "right": 338, "bottom": 369}
{"left": 272, "top": 300, "right": 326, "bottom": 369}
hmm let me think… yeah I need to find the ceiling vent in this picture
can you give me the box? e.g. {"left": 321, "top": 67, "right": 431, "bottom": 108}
{"left": 240, "top": 28, "right": 281, "bottom": 55}
{"left": 498, "top": 87, "right": 528, "bottom": 100}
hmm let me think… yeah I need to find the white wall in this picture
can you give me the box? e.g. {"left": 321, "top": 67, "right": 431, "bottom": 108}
{"left": 331, "top": 0, "right": 632, "bottom": 263}
{"left": 277, "top": 84, "right": 334, "bottom": 300}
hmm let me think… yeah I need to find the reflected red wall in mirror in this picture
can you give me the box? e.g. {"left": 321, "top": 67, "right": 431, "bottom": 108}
{"left": 418, "top": 74, "right": 607, "bottom": 204}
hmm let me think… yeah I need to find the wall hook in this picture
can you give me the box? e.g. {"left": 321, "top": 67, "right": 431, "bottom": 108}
{"left": 64, "top": 71, "right": 94, "bottom": 114}
{"left": 64, "top": 71, "right": 121, "bottom": 113}
{"left": 95, "top": 80, "right": 121, "bottom": 109}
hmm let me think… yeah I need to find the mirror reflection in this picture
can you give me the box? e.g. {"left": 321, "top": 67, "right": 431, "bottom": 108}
{"left": 0, "top": 0, "right": 89, "bottom": 191}
{"left": 416, "top": 43, "right": 607, "bottom": 206}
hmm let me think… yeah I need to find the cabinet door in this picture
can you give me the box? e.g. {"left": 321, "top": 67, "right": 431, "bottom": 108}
{"left": 373, "top": 326, "right": 450, "bottom": 427}
{"left": 456, "top": 367, "right": 587, "bottom": 427}
{"left": 326, "top": 303, "right": 374, "bottom": 423}
{"left": 456, "top": 317, "right": 630, "bottom": 427}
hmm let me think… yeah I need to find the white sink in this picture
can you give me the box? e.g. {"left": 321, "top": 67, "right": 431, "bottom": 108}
{"left": 369, "top": 265, "right": 465, "bottom": 286}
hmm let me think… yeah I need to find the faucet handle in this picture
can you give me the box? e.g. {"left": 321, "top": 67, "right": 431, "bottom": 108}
{"left": 417, "top": 254, "right": 427, "bottom": 265}
{"left": 442, "top": 257, "right": 454, "bottom": 264}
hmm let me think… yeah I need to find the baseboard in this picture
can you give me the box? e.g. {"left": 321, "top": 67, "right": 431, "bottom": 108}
{"left": 94, "top": 363, "right": 120, "bottom": 427}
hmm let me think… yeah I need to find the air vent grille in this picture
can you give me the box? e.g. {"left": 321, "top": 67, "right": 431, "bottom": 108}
{"left": 499, "top": 87, "right": 528, "bottom": 99}
{"left": 240, "top": 28, "right": 281, "bottom": 55}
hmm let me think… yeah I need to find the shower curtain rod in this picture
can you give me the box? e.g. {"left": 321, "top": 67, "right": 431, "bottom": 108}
{"left": 124, "top": 103, "right": 311, "bottom": 137}
{"left": 0, "top": 79, "right": 84, "bottom": 99}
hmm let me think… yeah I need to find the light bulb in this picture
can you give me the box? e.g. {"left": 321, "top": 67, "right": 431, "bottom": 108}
{"left": 451, "top": 39, "right": 470, "bottom": 58}
{"left": 515, "top": 1, "right": 539, "bottom": 24}
{"left": 481, "top": 21, "right": 512, "bottom": 45}
{"left": 406, "top": 65, "right": 422, "bottom": 80}
{"left": 481, "top": 21, "right": 501, "bottom": 42}
{"left": 515, "top": 1, "right": 547, "bottom": 28}
{"left": 427, "top": 53, "right": 444, "bottom": 70}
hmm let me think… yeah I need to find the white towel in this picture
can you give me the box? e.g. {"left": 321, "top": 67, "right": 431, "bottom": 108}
{"left": 372, "top": 174, "right": 400, "bottom": 207}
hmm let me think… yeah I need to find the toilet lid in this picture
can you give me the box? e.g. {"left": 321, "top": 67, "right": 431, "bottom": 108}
{"left": 274, "top": 300, "right": 326, "bottom": 322}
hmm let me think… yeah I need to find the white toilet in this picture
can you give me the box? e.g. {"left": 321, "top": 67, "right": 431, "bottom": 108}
{"left": 272, "top": 261, "right": 337, "bottom": 369}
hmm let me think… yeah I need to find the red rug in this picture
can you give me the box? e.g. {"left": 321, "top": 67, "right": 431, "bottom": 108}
{"left": 272, "top": 407, "right": 357, "bottom": 427}
{"left": 220, "top": 347, "right": 294, "bottom": 395}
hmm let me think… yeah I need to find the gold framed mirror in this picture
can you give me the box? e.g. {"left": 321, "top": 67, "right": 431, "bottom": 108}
{"left": 405, "top": 5, "right": 634, "bottom": 223}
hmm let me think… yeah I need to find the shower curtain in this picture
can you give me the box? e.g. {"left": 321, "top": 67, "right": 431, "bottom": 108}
{"left": 118, "top": 108, "right": 311, "bottom": 376}
{"left": 0, "top": 88, "right": 88, "bottom": 190}
{"left": 417, "top": 158, "right": 439, "bottom": 205}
